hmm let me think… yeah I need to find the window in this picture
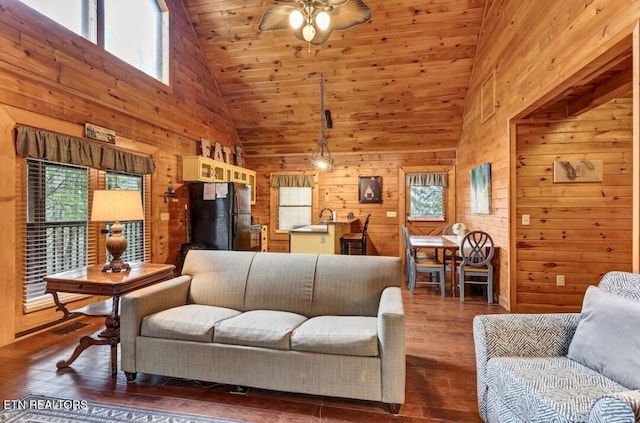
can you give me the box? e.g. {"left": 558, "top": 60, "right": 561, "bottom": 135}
{"left": 21, "top": 159, "right": 149, "bottom": 313}
{"left": 18, "top": 0, "right": 168, "bottom": 83}
{"left": 278, "top": 187, "right": 312, "bottom": 231}
{"left": 407, "top": 173, "right": 447, "bottom": 221}
{"left": 24, "top": 159, "right": 90, "bottom": 305}
{"left": 409, "top": 185, "right": 445, "bottom": 220}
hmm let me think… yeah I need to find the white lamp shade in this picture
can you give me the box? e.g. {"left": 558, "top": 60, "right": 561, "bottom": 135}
{"left": 91, "top": 190, "right": 144, "bottom": 222}
{"left": 289, "top": 9, "right": 304, "bottom": 29}
{"left": 315, "top": 12, "right": 330, "bottom": 30}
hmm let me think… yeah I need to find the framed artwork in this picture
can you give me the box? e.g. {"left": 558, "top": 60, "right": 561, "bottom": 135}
{"left": 553, "top": 160, "right": 602, "bottom": 183}
{"left": 359, "top": 176, "right": 382, "bottom": 203}
{"left": 470, "top": 163, "right": 491, "bottom": 214}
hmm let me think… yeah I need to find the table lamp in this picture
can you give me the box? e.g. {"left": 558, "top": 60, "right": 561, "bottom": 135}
{"left": 91, "top": 189, "right": 144, "bottom": 272}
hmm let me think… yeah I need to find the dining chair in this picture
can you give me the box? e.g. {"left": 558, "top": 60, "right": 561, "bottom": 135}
{"left": 457, "top": 230, "right": 495, "bottom": 303}
{"left": 340, "top": 214, "right": 371, "bottom": 255}
{"left": 401, "top": 225, "right": 446, "bottom": 296}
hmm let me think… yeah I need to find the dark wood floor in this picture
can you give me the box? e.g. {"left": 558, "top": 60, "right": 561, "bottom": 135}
{"left": 0, "top": 285, "right": 505, "bottom": 422}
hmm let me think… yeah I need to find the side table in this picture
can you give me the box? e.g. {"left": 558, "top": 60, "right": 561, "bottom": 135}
{"left": 44, "top": 263, "right": 175, "bottom": 376}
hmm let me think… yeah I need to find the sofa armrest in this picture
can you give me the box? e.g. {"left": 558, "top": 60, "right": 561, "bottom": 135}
{"left": 590, "top": 390, "right": 640, "bottom": 423}
{"left": 377, "top": 286, "right": 405, "bottom": 406}
{"left": 120, "top": 275, "right": 192, "bottom": 373}
{"left": 473, "top": 313, "right": 580, "bottom": 422}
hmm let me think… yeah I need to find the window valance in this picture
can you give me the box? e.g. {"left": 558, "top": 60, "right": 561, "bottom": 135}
{"left": 15, "top": 125, "right": 155, "bottom": 174}
{"left": 270, "top": 174, "right": 315, "bottom": 188}
{"left": 406, "top": 172, "right": 448, "bottom": 187}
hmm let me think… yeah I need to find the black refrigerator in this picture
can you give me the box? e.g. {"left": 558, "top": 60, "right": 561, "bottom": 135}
{"left": 188, "top": 182, "right": 252, "bottom": 251}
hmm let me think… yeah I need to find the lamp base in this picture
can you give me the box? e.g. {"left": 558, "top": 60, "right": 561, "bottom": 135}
{"left": 101, "top": 259, "right": 131, "bottom": 273}
{"left": 102, "top": 221, "right": 130, "bottom": 273}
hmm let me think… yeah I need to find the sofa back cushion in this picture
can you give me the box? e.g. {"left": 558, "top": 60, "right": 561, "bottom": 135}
{"left": 244, "top": 252, "right": 317, "bottom": 315}
{"left": 183, "top": 250, "right": 255, "bottom": 309}
{"left": 311, "top": 255, "right": 402, "bottom": 317}
{"left": 181, "top": 250, "right": 401, "bottom": 317}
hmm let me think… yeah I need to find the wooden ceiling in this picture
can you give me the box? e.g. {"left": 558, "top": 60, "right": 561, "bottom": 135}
{"left": 183, "top": 0, "right": 487, "bottom": 157}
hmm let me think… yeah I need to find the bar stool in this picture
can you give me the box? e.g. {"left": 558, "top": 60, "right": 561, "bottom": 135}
{"left": 340, "top": 214, "right": 371, "bottom": 255}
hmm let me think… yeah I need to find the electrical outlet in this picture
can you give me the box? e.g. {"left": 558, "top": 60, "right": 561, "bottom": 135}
{"left": 160, "top": 212, "right": 170, "bottom": 221}
{"left": 522, "top": 214, "right": 530, "bottom": 225}
{"left": 556, "top": 274, "right": 565, "bottom": 286}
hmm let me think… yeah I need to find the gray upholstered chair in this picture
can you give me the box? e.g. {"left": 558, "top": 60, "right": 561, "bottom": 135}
{"left": 473, "top": 271, "right": 640, "bottom": 422}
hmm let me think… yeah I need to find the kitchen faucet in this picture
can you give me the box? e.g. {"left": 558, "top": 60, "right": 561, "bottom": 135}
{"left": 319, "top": 208, "right": 334, "bottom": 222}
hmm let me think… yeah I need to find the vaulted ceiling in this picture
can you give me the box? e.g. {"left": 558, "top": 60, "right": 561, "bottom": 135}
{"left": 183, "top": 0, "right": 487, "bottom": 158}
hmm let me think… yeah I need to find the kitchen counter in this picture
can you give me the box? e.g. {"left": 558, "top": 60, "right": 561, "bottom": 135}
{"left": 289, "top": 220, "right": 357, "bottom": 254}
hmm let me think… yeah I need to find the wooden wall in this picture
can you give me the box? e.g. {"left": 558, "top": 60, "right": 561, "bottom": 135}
{"left": 0, "top": 0, "right": 239, "bottom": 345}
{"left": 515, "top": 97, "right": 633, "bottom": 312}
{"left": 457, "top": 0, "right": 640, "bottom": 311}
{"left": 246, "top": 151, "right": 456, "bottom": 257}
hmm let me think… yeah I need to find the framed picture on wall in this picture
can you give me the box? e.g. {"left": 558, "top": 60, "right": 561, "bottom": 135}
{"left": 470, "top": 163, "right": 491, "bottom": 214}
{"left": 359, "top": 176, "right": 382, "bottom": 203}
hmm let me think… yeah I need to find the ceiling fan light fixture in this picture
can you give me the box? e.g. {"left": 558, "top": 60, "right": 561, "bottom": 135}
{"left": 315, "top": 11, "right": 331, "bottom": 30}
{"left": 259, "top": 0, "right": 371, "bottom": 46}
{"left": 289, "top": 9, "right": 304, "bottom": 29}
{"left": 302, "top": 24, "right": 316, "bottom": 42}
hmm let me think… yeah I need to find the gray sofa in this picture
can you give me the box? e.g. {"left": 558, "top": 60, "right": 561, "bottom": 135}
{"left": 120, "top": 250, "right": 405, "bottom": 412}
{"left": 473, "top": 271, "right": 640, "bottom": 422}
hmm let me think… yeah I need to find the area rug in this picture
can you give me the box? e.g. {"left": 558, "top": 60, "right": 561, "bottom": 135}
{"left": 0, "top": 394, "right": 240, "bottom": 423}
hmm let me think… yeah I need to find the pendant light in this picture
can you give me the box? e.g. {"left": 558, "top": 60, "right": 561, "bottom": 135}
{"left": 310, "top": 75, "right": 334, "bottom": 171}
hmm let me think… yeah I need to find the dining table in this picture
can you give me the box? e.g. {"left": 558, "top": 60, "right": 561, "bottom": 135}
{"left": 409, "top": 234, "right": 461, "bottom": 296}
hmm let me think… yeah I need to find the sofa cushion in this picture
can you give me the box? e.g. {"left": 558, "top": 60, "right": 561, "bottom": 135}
{"left": 213, "top": 310, "right": 307, "bottom": 350}
{"left": 183, "top": 250, "right": 256, "bottom": 310}
{"left": 291, "top": 316, "right": 378, "bottom": 357}
{"left": 567, "top": 285, "right": 640, "bottom": 390}
{"left": 141, "top": 304, "right": 241, "bottom": 342}
{"left": 486, "top": 356, "right": 628, "bottom": 423}
{"left": 243, "top": 253, "right": 317, "bottom": 316}
{"left": 311, "top": 255, "right": 402, "bottom": 317}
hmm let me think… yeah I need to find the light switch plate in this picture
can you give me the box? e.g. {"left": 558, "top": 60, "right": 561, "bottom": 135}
{"left": 386, "top": 211, "right": 397, "bottom": 218}
{"left": 160, "top": 213, "right": 170, "bottom": 221}
{"left": 522, "top": 214, "right": 530, "bottom": 225}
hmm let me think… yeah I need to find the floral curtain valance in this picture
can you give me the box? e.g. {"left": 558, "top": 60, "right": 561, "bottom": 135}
{"left": 15, "top": 125, "right": 155, "bottom": 174}
{"left": 406, "top": 172, "right": 448, "bottom": 187}
{"left": 270, "top": 174, "right": 315, "bottom": 188}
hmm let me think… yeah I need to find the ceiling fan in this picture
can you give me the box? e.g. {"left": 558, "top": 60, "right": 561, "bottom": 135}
{"left": 259, "top": 0, "right": 372, "bottom": 46}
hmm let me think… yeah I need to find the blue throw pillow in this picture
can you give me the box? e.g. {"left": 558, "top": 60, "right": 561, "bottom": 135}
{"left": 568, "top": 285, "right": 640, "bottom": 390}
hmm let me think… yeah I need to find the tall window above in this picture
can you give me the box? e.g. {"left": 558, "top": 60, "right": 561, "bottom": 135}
{"left": 18, "top": 0, "right": 169, "bottom": 83}
{"left": 104, "top": 0, "right": 167, "bottom": 83}
{"left": 407, "top": 173, "right": 448, "bottom": 221}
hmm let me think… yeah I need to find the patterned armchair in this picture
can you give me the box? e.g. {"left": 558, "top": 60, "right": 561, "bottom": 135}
{"left": 473, "top": 271, "right": 640, "bottom": 423}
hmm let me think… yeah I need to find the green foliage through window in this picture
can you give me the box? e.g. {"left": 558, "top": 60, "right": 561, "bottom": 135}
{"left": 409, "top": 185, "right": 444, "bottom": 220}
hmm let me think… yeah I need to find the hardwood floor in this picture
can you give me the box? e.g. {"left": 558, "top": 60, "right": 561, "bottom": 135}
{"left": 0, "top": 286, "right": 505, "bottom": 422}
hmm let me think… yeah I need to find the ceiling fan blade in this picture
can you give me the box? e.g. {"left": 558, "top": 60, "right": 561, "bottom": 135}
{"left": 259, "top": 5, "right": 296, "bottom": 31}
{"left": 330, "top": 0, "right": 371, "bottom": 31}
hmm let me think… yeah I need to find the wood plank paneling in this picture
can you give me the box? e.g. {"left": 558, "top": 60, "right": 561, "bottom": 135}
{"left": 457, "top": 0, "right": 640, "bottom": 311}
{"left": 513, "top": 98, "right": 633, "bottom": 312}
{"left": 0, "top": 0, "right": 239, "bottom": 344}
{"left": 246, "top": 150, "right": 456, "bottom": 257}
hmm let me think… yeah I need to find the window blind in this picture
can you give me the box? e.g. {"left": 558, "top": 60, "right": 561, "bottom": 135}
{"left": 278, "top": 187, "right": 312, "bottom": 230}
{"left": 22, "top": 159, "right": 94, "bottom": 311}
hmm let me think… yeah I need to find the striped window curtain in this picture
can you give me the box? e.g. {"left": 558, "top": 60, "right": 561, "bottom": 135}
{"left": 270, "top": 174, "right": 315, "bottom": 188}
{"left": 406, "top": 172, "right": 448, "bottom": 187}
